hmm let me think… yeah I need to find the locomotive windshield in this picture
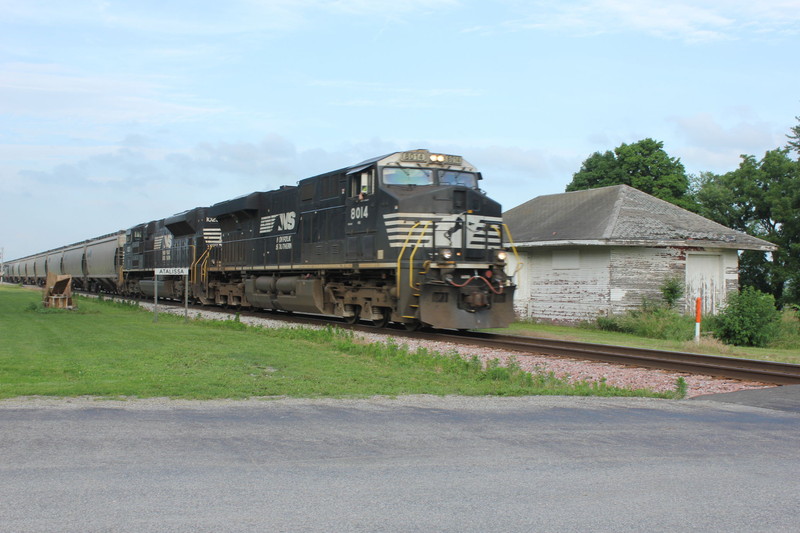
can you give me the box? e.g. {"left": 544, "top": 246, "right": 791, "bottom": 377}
{"left": 439, "top": 170, "right": 478, "bottom": 188}
{"left": 383, "top": 167, "right": 434, "bottom": 186}
{"left": 382, "top": 167, "right": 478, "bottom": 188}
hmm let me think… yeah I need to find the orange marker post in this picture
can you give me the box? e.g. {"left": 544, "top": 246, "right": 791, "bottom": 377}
{"left": 695, "top": 297, "right": 702, "bottom": 343}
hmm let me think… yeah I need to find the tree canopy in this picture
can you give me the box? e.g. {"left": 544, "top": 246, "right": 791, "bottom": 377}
{"left": 788, "top": 114, "right": 800, "bottom": 155}
{"left": 693, "top": 147, "right": 800, "bottom": 307}
{"left": 566, "top": 138, "right": 694, "bottom": 209}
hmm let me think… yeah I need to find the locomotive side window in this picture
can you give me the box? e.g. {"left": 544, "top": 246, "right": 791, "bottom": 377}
{"left": 350, "top": 171, "right": 374, "bottom": 199}
{"left": 439, "top": 171, "right": 478, "bottom": 188}
{"left": 382, "top": 167, "right": 434, "bottom": 186}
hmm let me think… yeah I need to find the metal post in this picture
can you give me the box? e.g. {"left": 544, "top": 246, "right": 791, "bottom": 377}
{"left": 184, "top": 274, "right": 189, "bottom": 323}
{"left": 153, "top": 273, "right": 159, "bottom": 323}
{"left": 694, "top": 297, "right": 702, "bottom": 343}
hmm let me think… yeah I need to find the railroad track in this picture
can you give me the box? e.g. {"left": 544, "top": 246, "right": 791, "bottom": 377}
{"left": 429, "top": 331, "right": 800, "bottom": 386}
{"left": 208, "top": 305, "right": 800, "bottom": 386}
{"left": 85, "top": 291, "right": 800, "bottom": 386}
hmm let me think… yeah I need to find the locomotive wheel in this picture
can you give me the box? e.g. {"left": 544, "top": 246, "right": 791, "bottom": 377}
{"left": 370, "top": 308, "right": 391, "bottom": 328}
{"left": 344, "top": 306, "right": 360, "bottom": 325}
{"left": 403, "top": 320, "right": 421, "bottom": 332}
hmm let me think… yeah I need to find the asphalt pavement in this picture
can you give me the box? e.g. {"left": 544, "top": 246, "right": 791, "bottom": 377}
{"left": 692, "top": 383, "right": 800, "bottom": 413}
{"left": 0, "top": 393, "right": 798, "bottom": 532}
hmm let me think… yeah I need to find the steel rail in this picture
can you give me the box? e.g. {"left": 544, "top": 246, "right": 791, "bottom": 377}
{"left": 420, "top": 331, "right": 800, "bottom": 385}
{"left": 277, "top": 313, "right": 800, "bottom": 385}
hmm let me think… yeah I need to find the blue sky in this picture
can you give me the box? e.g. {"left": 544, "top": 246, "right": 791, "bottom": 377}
{"left": 2, "top": 0, "right": 799, "bottom": 259}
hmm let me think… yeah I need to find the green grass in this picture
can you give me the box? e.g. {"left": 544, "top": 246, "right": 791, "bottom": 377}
{"left": 0, "top": 285, "right": 682, "bottom": 400}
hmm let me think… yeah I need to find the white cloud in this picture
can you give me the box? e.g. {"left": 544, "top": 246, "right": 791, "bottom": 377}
{"left": 672, "top": 112, "right": 776, "bottom": 151}
{"left": 7, "top": 134, "right": 377, "bottom": 199}
{"left": 311, "top": 79, "right": 481, "bottom": 108}
{"left": 323, "top": 0, "right": 459, "bottom": 17}
{"left": 477, "top": 0, "right": 800, "bottom": 42}
{"left": 1, "top": 1, "right": 308, "bottom": 34}
{"left": 670, "top": 111, "right": 783, "bottom": 174}
{"left": 1, "top": 0, "right": 460, "bottom": 36}
{"left": 7, "top": 0, "right": 797, "bottom": 43}
{"left": 0, "top": 63, "right": 222, "bottom": 125}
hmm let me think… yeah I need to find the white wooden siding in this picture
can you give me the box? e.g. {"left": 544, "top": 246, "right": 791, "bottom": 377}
{"left": 511, "top": 245, "right": 739, "bottom": 324}
{"left": 609, "top": 247, "right": 681, "bottom": 315}
{"left": 513, "top": 248, "right": 611, "bottom": 323}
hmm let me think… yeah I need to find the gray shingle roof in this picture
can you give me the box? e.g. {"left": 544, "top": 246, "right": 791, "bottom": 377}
{"left": 503, "top": 184, "right": 776, "bottom": 251}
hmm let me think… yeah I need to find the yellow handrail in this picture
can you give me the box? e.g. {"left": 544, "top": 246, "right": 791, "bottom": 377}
{"left": 189, "top": 246, "right": 203, "bottom": 284}
{"left": 500, "top": 223, "right": 523, "bottom": 275}
{"left": 408, "top": 222, "right": 430, "bottom": 289}
{"left": 201, "top": 247, "right": 212, "bottom": 283}
{"left": 191, "top": 245, "right": 212, "bottom": 285}
{"left": 492, "top": 225, "right": 503, "bottom": 240}
{"left": 396, "top": 222, "right": 421, "bottom": 297}
{"left": 188, "top": 245, "right": 197, "bottom": 284}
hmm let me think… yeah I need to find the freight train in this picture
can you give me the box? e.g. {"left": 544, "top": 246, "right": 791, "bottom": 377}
{"left": 3, "top": 150, "right": 517, "bottom": 330}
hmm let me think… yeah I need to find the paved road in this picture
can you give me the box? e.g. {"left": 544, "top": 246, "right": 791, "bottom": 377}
{"left": 1, "top": 395, "right": 798, "bottom": 532}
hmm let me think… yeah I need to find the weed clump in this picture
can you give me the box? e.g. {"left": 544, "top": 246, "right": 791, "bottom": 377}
{"left": 595, "top": 307, "right": 694, "bottom": 342}
{"left": 708, "top": 287, "right": 781, "bottom": 347}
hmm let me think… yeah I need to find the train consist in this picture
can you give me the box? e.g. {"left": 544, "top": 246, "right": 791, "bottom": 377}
{"left": 3, "top": 150, "right": 517, "bottom": 329}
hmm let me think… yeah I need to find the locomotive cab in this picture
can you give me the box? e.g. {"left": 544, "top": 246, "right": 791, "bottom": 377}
{"left": 363, "top": 150, "right": 516, "bottom": 329}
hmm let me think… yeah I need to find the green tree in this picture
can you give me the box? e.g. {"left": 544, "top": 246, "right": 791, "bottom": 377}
{"left": 787, "top": 115, "right": 800, "bottom": 155}
{"left": 567, "top": 138, "right": 695, "bottom": 209}
{"left": 694, "top": 148, "right": 800, "bottom": 307}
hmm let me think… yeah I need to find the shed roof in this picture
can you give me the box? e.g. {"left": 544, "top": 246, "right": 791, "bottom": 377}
{"left": 503, "top": 184, "right": 776, "bottom": 251}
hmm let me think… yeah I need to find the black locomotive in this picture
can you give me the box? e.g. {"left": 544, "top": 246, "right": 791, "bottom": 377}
{"left": 4, "top": 150, "right": 517, "bottom": 330}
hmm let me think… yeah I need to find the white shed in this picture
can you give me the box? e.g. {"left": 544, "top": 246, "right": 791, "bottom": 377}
{"left": 503, "top": 185, "right": 776, "bottom": 324}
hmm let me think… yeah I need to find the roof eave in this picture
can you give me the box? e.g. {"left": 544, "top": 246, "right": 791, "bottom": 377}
{"left": 506, "top": 239, "right": 777, "bottom": 251}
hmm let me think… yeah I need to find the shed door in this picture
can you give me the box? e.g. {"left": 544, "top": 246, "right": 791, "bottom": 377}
{"left": 685, "top": 253, "right": 723, "bottom": 315}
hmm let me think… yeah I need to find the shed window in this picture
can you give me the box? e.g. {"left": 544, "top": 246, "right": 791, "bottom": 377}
{"left": 552, "top": 249, "right": 580, "bottom": 270}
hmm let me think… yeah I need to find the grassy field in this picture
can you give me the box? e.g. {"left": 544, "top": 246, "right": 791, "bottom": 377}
{"left": 0, "top": 285, "right": 685, "bottom": 400}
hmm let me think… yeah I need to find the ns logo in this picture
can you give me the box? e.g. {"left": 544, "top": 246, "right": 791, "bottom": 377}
{"left": 259, "top": 211, "right": 296, "bottom": 234}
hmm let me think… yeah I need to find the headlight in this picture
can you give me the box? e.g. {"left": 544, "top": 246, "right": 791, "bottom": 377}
{"left": 441, "top": 248, "right": 454, "bottom": 260}
{"left": 496, "top": 250, "right": 508, "bottom": 262}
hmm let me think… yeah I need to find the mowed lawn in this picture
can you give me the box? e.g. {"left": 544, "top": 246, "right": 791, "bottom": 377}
{"left": 0, "top": 286, "right": 488, "bottom": 398}
{"left": 0, "top": 285, "right": 683, "bottom": 400}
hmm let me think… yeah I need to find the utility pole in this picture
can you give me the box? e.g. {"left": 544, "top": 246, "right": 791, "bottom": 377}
{"left": 0, "top": 247, "right": 4, "bottom": 283}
